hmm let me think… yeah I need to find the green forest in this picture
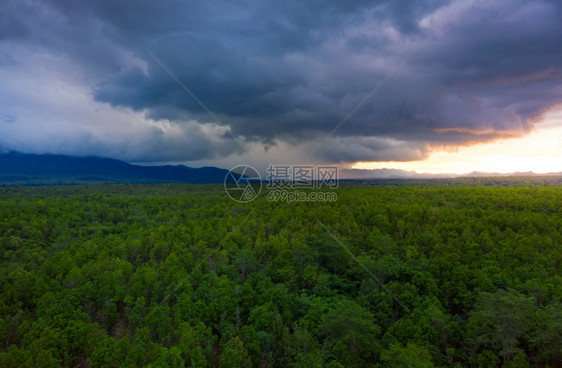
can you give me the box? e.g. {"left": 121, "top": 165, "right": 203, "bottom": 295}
{"left": 0, "top": 181, "right": 561, "bottom": 367}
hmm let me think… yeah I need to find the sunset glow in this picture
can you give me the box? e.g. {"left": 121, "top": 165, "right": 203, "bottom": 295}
{"left": 353, "top": 109, "right": 562, "bottom": 175}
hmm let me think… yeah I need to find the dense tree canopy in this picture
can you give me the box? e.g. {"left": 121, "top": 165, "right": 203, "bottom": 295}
{"left": 0, "top": 181, "right": 560, "bottom": 367}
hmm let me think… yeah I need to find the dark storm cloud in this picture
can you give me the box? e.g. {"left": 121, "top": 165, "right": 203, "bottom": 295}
{"left": 1, "top": 0, "right": 561, "bottom": 163}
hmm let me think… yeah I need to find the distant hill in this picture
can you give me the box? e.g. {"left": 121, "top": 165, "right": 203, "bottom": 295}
{"left": 0, "top": 152, "right": 232, "bottom": 185}
{"left": 342, "top": 168, "right": 562, "bottom": 179}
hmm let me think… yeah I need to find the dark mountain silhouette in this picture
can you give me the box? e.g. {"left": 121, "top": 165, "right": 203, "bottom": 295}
{"left": 0, "top": 152, "right": 232, "bottom": 185}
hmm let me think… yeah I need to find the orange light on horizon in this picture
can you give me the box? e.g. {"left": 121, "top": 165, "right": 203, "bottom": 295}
{"left": 353, "top": 110, "right": 562, "bottom": 174}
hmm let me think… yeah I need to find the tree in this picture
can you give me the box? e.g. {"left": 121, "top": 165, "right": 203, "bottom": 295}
{"left": 218, "top": 337, "right": 251, "bottom": 368}
{"left": 469, "top": 290, "right": 535, "bottom": 364}
{"left": 477, "top": 350, "right": 499, "bottom": 368}
{"left": 379, "top": 342, "right": 435, "bottom": 368}
{"left": 318, "top": 298, "right": 381, "bottom": 367}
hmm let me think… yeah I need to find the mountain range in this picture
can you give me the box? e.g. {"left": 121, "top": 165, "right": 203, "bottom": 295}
{"left": 0, "top": 152, "right": 231, "bottom": 185}
{"left": 1, "top": 152, "right": 560, "bottom": 186}
{"left": 341, "top": 168, "right": 562, "bottom": 179}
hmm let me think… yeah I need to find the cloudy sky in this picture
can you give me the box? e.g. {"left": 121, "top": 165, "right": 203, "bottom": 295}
{"left": 1, "top": 0, "right": 561, "bottom": 174}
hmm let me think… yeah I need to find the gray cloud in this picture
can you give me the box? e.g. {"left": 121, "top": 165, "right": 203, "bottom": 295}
{"left": 1, "top": 0, "right": 561, "bottom": 164}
